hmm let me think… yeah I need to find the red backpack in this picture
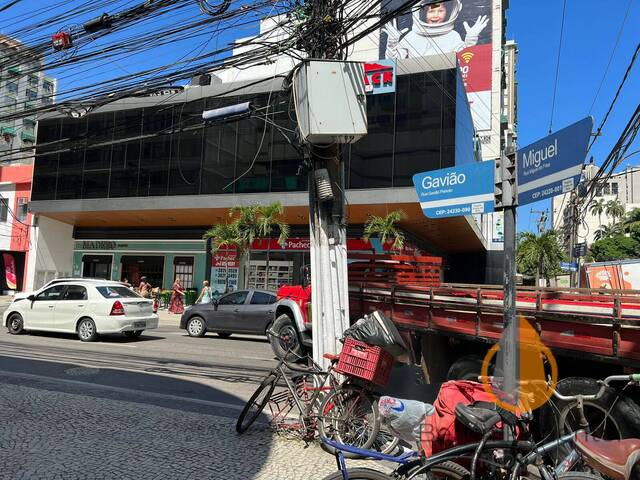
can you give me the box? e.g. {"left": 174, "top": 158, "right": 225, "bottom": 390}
{"left": 421, "top": 380, "right": 520, "bottom": 457}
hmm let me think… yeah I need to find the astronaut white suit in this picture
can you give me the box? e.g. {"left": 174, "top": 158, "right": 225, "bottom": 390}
{"left": 384, "top": 0, "right": 489, "bottom": 59}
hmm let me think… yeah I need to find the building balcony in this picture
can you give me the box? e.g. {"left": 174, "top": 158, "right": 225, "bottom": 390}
{"left": 1, "top": 126, "right": 16, "bottom": 136}
{"left": 20, "top": 131, "right": 35, "bottom": 142}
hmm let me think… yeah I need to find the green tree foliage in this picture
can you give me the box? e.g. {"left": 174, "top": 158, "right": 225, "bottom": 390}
{"left": 589, "top": 234, "right": 640, "bottom": 262}
{"left": 594, "top": 223, "right": 623, "bottom": 241}
{"left": 363, "top": 210, "right": 407, "bottom": 251}
{"left": 589, "top": 198, "right": 606, "bottom": 227}
{"left": 605, "top": 199, "right": 625, "bottom": 223}
{"left": 255, "top": 202, "right": 290, "bottom": 277}
{"left": 516, "top": 230, "right": 565, "bottom": 286}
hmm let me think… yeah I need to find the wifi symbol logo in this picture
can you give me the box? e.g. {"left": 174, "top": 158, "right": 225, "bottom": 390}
{"left": 460, "top": 51, "right": 475, "bottom": 64}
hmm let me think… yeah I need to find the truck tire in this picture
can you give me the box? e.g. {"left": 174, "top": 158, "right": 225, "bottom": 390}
{"left": 539, "top": 377, "right": 640, "bottom": 447}
{"left": 269, "top": 314, "right": 303, "bottom": 361}
{"left": 446, "top": 355, "right": 484, "bottom": 381}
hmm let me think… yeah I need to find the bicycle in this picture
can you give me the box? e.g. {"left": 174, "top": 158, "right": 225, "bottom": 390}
{"left": 320, "top": 374, "right": 640, "bottom": 480}
{"left": 236, "top": 331, "right": 382, "bottom": 454}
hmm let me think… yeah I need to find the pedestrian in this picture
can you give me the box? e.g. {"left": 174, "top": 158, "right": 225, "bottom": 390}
{"left": 168, "top": 277, "right": 185, "bottom": 314}
{"left": 195, "top": 280, "right": 213, "bottom": 304}
{"left": 122, "top": 278, "right": 131, "bottom": 288}
{"left": 138, "top": 276, "right": 152, "bottom": 298}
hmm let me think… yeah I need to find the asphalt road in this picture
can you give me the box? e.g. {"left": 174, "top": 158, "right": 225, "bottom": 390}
{"left": 0, "top": 321, "right": 279, "bottom": 409}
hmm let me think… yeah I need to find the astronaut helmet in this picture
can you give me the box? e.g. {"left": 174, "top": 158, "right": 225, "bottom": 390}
{"left": 412, "top": 0, "right": 462, "bottom": 37}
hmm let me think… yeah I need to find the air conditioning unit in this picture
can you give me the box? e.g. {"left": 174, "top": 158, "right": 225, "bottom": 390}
{"left": 294, "top": 60, "right": 367, "bottom": 144}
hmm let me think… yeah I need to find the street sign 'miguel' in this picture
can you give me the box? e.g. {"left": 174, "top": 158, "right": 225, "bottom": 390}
{"left": 517, "top": 117, "right": 593, "bottom": 206}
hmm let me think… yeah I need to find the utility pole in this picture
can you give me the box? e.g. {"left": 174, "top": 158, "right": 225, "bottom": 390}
{"left": 303, "top": 0, "right": 351, "bottom": 369}
{"left": 494, "top": 138, "right": 519, "bottom": 410}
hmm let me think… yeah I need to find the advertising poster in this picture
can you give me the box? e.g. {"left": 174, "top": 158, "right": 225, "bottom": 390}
{"left": 492, "top": 212, "right": 504, "bottom": 243}
{"left": 3, "top": 253, "right": 17, "bottom": 290}
{"left": 585, "top": 264, "right": 622, "bottom": 290}
{"left": 620, "top": 262, "right": 640, "bottom": 290}
{"left": 210, "top": 250, "right": 239, "bottom": 296}
{"left": 379, "top": 0, "right": 493, "bottom": 131}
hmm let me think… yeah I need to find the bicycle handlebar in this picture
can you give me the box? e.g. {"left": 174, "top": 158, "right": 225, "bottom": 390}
{"left": 478, "top": 374, "right": 638, "bottom": 403}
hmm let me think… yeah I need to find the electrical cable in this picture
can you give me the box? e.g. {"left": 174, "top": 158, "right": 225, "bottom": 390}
{"left": 548, "top": 0, "right": 567, "bottom": 134}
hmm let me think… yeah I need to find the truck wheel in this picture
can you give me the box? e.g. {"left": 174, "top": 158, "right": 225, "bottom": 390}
{"left": 446, "top": 355, "right": 484, "bottom": 381}
{"left": 539, "top": 377, "right": 640, "bottom": 450}
{"left": 269, "top": 314, "right": 303, "bottom": 361}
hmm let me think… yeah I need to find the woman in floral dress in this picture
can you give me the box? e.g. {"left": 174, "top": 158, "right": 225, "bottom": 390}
{"left": 168, "top": 277, "right": 185, "bottom": 314}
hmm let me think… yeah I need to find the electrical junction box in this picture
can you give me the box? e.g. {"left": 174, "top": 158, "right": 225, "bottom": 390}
{"left": 294, "top": 60, "right": 367, "bottom": 144}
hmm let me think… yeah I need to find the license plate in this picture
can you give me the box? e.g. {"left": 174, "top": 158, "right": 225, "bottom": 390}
{"left": 133, "top": 321, "right": 146, "bottom": 328}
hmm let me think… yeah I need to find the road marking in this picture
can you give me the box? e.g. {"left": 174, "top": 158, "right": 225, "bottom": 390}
{"left": 0, "top": 370, "right": 247, "bottom": 412}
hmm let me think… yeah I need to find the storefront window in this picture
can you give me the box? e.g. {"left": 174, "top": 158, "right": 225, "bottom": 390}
{"left": 82, "top": 254, "right": 112, "bottom": 280}
{"left": 174, "top": 256, "right": 194, "bottom": 289}
{"left": 121, "top": 255, "right": 164, "bottom": 288}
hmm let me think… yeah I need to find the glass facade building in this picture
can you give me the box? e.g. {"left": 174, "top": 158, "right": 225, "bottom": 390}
{"left": 33, "top": 67, "right": 478, "bottom": 202}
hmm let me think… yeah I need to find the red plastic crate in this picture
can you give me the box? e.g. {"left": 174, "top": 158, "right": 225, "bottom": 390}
{"left": 336, "top": 337, "right": 394, "bottom": 386}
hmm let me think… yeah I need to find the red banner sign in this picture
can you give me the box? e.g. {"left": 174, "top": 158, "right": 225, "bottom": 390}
{"left": 211, "top": 250, "right": 239, "bottom": 268}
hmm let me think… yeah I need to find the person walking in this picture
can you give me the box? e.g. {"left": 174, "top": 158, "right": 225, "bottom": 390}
{"left": 168, "top": 277, "right": 185, "bottom": 314}
{"left": 195, "top": 280, "right": 213, "bottom": 304}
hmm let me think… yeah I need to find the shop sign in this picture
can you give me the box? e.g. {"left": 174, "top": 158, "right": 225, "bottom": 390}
{"left": 81, "top": 241, "right": 117, "bottom": 250}
{"left": 363, "top": 60, "right": 395, "bottom": 95}
{"left": 250, "top": 238, "right": 377, "bottom": 251}
{"left": 212, "top": 250, "right": 239, "bottom": 268}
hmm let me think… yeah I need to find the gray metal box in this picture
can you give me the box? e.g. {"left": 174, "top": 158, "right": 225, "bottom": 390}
{"left": 294, "top": 60, "right": 367, "bottom": 144}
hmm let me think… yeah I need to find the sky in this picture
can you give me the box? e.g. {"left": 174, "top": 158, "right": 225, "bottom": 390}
{"left": 506, "top": 0, "right": 640, "bottom": 232}
{"left": 1, "top": 0, "right": 639, "bottom": 235}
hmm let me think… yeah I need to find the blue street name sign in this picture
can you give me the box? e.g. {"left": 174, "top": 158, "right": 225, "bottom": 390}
{"left": 413, "top": 161, "right": 495, "bottom": 219}
{"left": 560, "top": 261, "right": 578, "bottom": 272}
{"left": 517, "top": 117, "right": 593, "bottom": 206}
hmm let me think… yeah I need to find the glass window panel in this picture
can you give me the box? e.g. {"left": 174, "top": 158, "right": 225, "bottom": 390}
{"left": 32, "top": 153, "right": 58, "bottom": 200}
{"left": 201, "top": 97, "right": 237, "bottom": 194}
{"left": 235, "top": 112, "right": 271, "bottom": 194}
{"left": 138, "top": 106, "right": 173, "bottom": 197}
{"left": 393, "top": 72, "right": 444, "bottom": 187}
{"left": 110, "top": 140, "right": 140, "bottom": 198}
{"left": 57, "top": 117, "right": 87, "bottom": 199}
{"left": 82, "top": 171, "right": 109, "bottom": 198}
{"left": 169, "top": 100, "right": 204, "bottom": 195}
{"left": 350, "top": 92, "right": 394, "bottom": 189}
{"left": 271, "top": 95, "right": 306, "bottom": 192}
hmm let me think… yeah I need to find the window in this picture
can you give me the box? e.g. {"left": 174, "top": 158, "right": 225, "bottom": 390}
{"left": 27, "top": 75, "right": 39, "bottom": 87}
{"left": 5, "top": 80, "right": 18, "bottom": 94}
{"left": 26, "top": 89, "right": 38, "bottom": 101}
{"left": 218, "top": 291, "right": 248, "bottom": 305}
{"left": 36, "top": 285, "right": 66, "bottom": 301}
{"left": 23, "top": 118, "right": 35, "bottom": 134}
{"left": 0, "top": 198, "right": 7, "bottom": 222}
{"left": 173, "top": 257, "right": 194, "bottom": 289}
{"left": 43, "top": 81, "right": 54, "bottom": 94}
{"left": 17, "top": 197, "right": 27, "bottom": 222}
{"left": 250, "top": 291, "right": 276, "bottom": 305}
{"left": 96, "top": 286, "right": 140, "bottom": 299}
{"left": 4, "top": 96, "right": 16, "bottom": 112}
{"left": 603, "top": 183, "right": 611, "bottom": 195}
{"left": 612, "top": 183, "right": 619, "bottom": 196}
{"left": 63, "top": 285, "right": 88, "bottom": 301}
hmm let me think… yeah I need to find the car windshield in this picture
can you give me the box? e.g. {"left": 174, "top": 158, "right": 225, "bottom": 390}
{"left": 96, "top": 286, "right": 140, "bottom": 299}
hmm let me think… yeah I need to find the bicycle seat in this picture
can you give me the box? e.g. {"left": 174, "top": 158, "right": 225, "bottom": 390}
{"left": 455, "top": 404, "right": 501, "bottom": 435}
{"left": 574, "top": 431, "right": 640, "bottom": 480}
{"left": 323, "top": 353, "right": 340, "bottom": 363}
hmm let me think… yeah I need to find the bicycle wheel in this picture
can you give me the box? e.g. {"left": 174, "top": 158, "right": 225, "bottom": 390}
{"left": 557, "top": 475, "right": 602, "bottom": 480}
{"left": 322, "top": 468, "right": 392, "bottom": 480}
{"left": 318, "top": 386, "right": 380, "bottom": 455}
{"left": 236, "top": 374, "right": 277, "bottom": 434}
{"left": 406, "top": 461, "right": 470, "bottom": 479}
{"left": 370, "top": 423, "right": 401, "bottom": 455}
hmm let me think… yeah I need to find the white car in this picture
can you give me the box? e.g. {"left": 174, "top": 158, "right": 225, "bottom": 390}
{"left": 3, "top": 280, "right": 159, "bottom": 342}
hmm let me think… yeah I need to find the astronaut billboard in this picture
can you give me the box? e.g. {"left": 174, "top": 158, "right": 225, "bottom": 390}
{"left": 380, "top": 0, "right": 493, "bottom": 132}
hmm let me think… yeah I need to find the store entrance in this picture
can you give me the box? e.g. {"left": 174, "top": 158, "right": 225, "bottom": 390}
{"left": 121, "top": 255, "right": 164, "bottom": 288}
{"left": 82, "top": 255, "right": 112, "bottom": 280}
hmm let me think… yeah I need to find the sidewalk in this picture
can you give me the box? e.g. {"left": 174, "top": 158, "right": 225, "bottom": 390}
{"left": 0, "top": 378, "right": 388, "bottom": 480}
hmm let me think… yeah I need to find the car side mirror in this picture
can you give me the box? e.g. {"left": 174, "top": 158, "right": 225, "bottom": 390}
{"left": 27, "top": 294, "right": 35, "bottom": 301}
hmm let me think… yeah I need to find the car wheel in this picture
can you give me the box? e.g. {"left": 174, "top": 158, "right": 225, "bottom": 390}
{"left": 269, "top": 314, "right": 303, "bottom": 361}
{"left": 124, "top": 330, "right": 144, "bottom": 338}
{"left": 217, "top": 332, "right": 232, "bottom": 339}
{"left": 186, "top": 316, "right": 206, "bottom": 337}
{"left": 77, "top": 318, "right": 98, "bottom": 342}
{"left": 7, "top": 313, "right": 24, "bottom": 335}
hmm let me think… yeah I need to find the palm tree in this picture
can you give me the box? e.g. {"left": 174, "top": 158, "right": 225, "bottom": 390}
{"left": 229, "top": 205, "right": 262, "bottom": 288}
{"left": 624, "top": 208, "right": 640, "bottom": 236}
{"left": 605, "top": 199, "right": 625, "bottom": 224}
{"left": 255, "top": 202, "right": 290, "bottom": 287}
{"left": 516, "top": 230, "right": 565, "bottom": 286}
{"left": 594, "top": 223, "right": 623, "bottom": 241}
{"left": 589, "top": 198, "right": 606, "bottom": 227}
{"left": 363, "top": 210, "right": 407, "bottom": 252}
{"left": 203, "top": 222, "right": 245, "bottom": 293}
